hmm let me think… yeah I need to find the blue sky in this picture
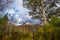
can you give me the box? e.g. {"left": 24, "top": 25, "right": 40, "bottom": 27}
{"left": 4, "top": 0, "right": 40, "bottom": 25}
{"left": 0, "top": 0, "right": 60, "bottom": 25}
{"left": 10, "top": 0, "right": 60, "bottom": 25}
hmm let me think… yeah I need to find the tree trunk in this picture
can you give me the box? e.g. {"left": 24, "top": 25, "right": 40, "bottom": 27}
{"left": 41, "top": 0, "right": 47, "bottom": 24}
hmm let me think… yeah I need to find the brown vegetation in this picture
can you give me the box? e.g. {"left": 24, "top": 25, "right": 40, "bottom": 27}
{"left": 7, "top": 24, "right": 43, "bottom": 33}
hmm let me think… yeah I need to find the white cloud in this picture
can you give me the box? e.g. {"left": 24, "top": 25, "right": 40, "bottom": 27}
{"left": 25, "top": 15, "right": 32, "bottom": 19}
{"left": 8, "top": 9, "right": 15, "bottom": 14}
{"left": 19, "top": 0, "right": 23, "bottom": 4}
{"left": 14, "top": 23, "right": 22, "bottom": 26}
{"left": 5, "top": 10, "right": 9, "bottom": 13}
{"left": 14, "top": 14, "right": 22, "bottom": 22}
{"left": 18, "top": 18, "right": 22, "bottom": 22}
{"left": 56, "top": 4, "right": 60, "bottom": 7}
{"left": 15, "top": 15, "right": 19, "bottom": 18}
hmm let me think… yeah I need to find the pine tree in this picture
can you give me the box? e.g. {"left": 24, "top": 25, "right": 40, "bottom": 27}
{"left": 23, "top": 0, "right": 60, "bottom": 24}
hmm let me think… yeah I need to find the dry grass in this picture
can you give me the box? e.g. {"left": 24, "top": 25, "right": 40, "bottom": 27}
{"left": 12, "top": 24, "right": 43, "bottom": 33}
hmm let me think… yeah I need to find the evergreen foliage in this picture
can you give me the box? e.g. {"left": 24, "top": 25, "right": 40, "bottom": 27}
{"left": 0, "top": 15, "right": 60, "bottom": 40}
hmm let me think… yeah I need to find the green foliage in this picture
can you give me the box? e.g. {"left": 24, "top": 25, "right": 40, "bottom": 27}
{"left": 0, "top": 14, "right": 60, "bottom": 40}
{"left": 33, "top": 16, "right": 60, "bottom": 40}
{"left": 23, "top": 0, "right": 58, "bottom": 22}
{"left": 49, "top": 15, "right": 60, "bottom": 27}
{"left": 34, "top": 23, "right": 60, "bottom": 40}
{"left": 0, "top": 14, "right": 8, "bottom": 25}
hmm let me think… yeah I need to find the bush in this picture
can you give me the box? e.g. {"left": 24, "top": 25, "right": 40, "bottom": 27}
{"left": 49, "top": 15, "right": 60, "bottom": 27}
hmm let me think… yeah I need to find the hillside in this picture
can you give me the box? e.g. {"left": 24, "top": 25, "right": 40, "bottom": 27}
{"left": 7, "top": 24, "right": 42, "bottom": 33}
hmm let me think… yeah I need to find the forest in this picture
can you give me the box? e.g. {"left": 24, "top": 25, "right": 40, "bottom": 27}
{"left": 0, "top": 0, "right": 60, "bottom": 40}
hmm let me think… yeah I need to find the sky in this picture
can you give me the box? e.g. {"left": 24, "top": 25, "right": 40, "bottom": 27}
{"left": 4, "top": 0, "right": 40, "bottom": 25}
{"left": 0, "top": 0, "right": 60, "bottom": 26}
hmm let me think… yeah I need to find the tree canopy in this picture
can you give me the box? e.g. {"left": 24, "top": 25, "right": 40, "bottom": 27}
{"left": 23, "top": 0, "right": 60, "bottom": 23}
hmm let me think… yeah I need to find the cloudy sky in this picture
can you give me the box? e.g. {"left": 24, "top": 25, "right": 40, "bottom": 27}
{"left": 4, "top": 0, "right": 40, "bottom": 25}
{"left": 0, "top": 0, "right": 60, "bottom": 25}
